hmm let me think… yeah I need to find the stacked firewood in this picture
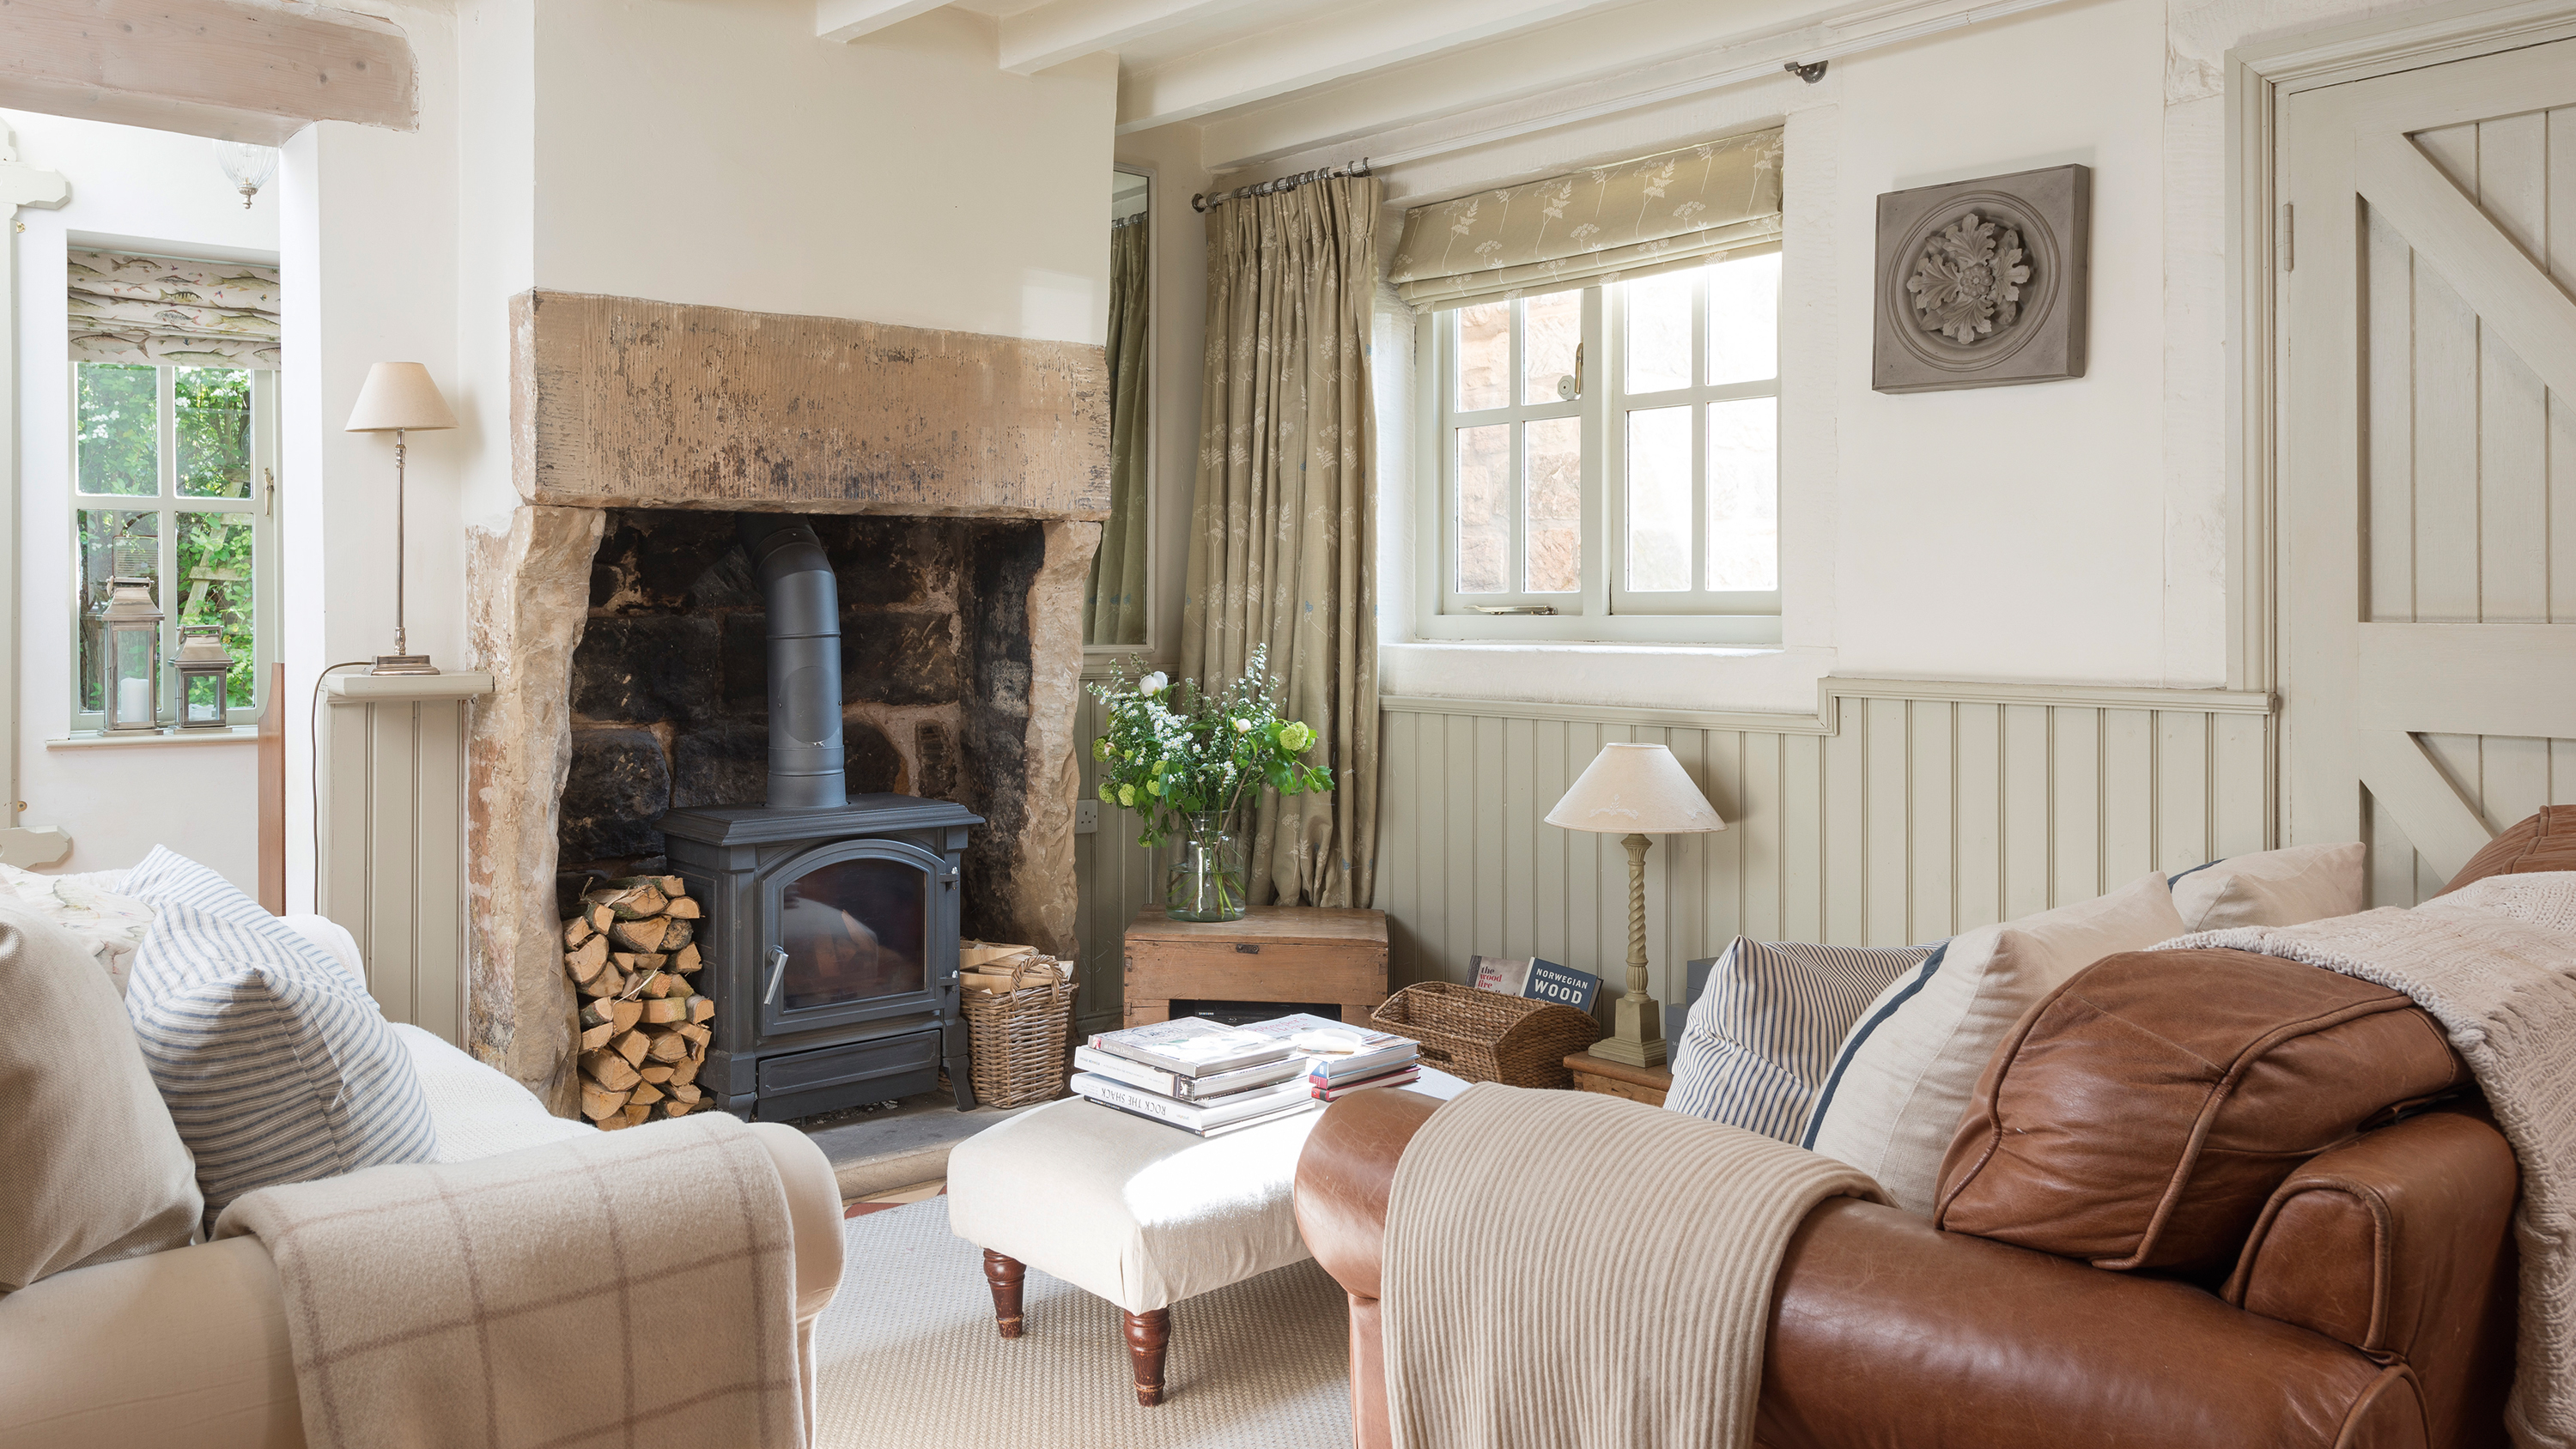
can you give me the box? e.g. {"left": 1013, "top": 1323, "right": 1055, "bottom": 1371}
{"left": 563, "top": 876, "right": 716, "bottom": 1130}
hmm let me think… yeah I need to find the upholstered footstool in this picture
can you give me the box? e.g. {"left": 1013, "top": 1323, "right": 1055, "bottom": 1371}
{"left": 947, "top": 1073, "right": 1462, "bottom": 1405}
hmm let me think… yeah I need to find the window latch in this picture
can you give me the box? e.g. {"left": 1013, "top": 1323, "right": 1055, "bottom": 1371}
{"left": 263, "top": 467, "right": 276, "bottom": 517}
{"left": 1469, "top": 604, "right": 1557, "bottom": 615}
{"left": 1557, "top": 343, "right": 1583, "bottom": 401}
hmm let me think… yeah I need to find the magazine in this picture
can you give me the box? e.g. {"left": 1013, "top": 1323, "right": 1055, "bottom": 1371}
{"left": 1071, "top": 1072, "right": 1317, "bottom": 1131}
{"left": 1086, "top": 1017, "right": 1295, "bottom": 1077}
{"left": 1309, "top": 1064, "right": 1423, "bottom": 1101}
{"left": 1082, "top": 1094, "right": 1323, "bottom": 1138}
{"left": 1236, "top": 1012, "right": 1420, "bottom": 1080}
{"left": 1069, "top": 1046, "right": 1305, "bottom": 1102}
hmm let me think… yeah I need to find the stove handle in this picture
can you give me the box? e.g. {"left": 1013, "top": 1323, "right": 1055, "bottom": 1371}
{"left": 762, "top": 944, "right": 789, "bottom": 1005}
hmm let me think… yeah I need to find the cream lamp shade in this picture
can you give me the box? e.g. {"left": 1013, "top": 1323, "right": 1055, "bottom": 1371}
{"left": 1544, "top": 743, "right": 1726, "bottom": 834}
{"left": 343, "top": 362, "right": 457, "bottom": 433}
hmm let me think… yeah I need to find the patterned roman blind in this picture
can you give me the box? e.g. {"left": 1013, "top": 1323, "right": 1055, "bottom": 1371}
{"left": 1388, "top": 127, "right": 1784, "bottom": 310}
{"left": 68, "top": 250, "right": 282, "bottom": 367}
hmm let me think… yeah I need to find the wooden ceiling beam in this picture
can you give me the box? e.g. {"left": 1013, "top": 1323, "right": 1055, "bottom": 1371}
{"left": 0, "top": 0, "right": 416, "bottom": 145}
{"left": 998, "top": 0, "right": 1265, "bottom": 76}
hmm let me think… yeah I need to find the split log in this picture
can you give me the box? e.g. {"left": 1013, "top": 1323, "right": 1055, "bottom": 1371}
{"left": 612, "top": 1030, "right": 651, "bottom": 1068}
{"left": 671, "top": 1053, "right": 703, "bottom": 1087}
{"left": 606, "top": 875, "right": 685, "bottom": 899}
{"left": 576, "top": 972, "right": 621, "bottom": 1000}
{"left": 672, "top": 943, "right": 702, "bottom": 973}
{"left": 598, "top": 1111, "right": 634, "bottom": 1132}
{"left": 609, "top": 917, "right": 672, "bottom": 955}
{"left": 589, "top": 904, "right": 617, "bottom": 934}
{"left": 674, "top": 1021, "right": 711, "bottom": 1048}
{"left": 565, "top": 936, "right": 611, "bottom": 984}
{"left": 582, "top": 1084, "right": 629, "bottom": 1121}
{"left": 641, "top": 997, "right": 690, "bottom": 1025}
{"left": 687, "top": 996, "right": 715, "bottom": 1024}
{"left": 638, "top": 1064, "right": 674, "bottom": 1084}
{"left": 628, "top": 1080, "right": 665, "bottom": 1106}
{"left": 586, "top": 882, "right": 667, "bottom": 919}
{"left": 662, "top": 1099, "right": 697, "bottom": 1118}
{"left": 564, "top": 917, "right": 596, "bottom": 949}
{"left": 610, "top": 998, "right": 644, "bottom": 1034}
{"left": 656, "top": 919, "right": 696, "bottom": 951}
{"left": 579, "top": 1020, "right": 617, "bottom": 1052}
{"left": 581, "top": 1050, "right": 641, "bottom": 1093}
{"left": 645, "top": 1032, "right": 689, "bottom": 1063}
{"left": 663, "top": 896, "right": 702, "bottom": 920}
{"left": 621, "top": 1102, "right": 652, "bottom": 1127}
{"left": 665, "top": 1081, "right": 702, "bottom": 1106}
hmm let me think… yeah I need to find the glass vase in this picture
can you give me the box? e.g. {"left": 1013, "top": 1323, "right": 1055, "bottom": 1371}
{"left": 1165, "top": 809, "right": 1249, "bottom": 922}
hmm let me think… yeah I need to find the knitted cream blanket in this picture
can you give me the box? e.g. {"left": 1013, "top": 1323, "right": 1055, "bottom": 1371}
{"left": 2160, "top": 873, "right": 2576, "bottom": 1449}
{"left": 216, "top": 1111, "right": 805, "bottom": 1449}
{"left": 1381, "top": 1084, "right": 1883, "bottom": 1449}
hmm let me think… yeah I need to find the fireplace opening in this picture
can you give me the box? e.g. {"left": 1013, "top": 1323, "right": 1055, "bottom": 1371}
{"left": 556, "top": 507, "right": 1057, "bottom": 1120}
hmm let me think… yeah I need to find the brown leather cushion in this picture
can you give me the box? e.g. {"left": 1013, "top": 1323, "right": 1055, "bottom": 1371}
{"left": 1933, "top": 949, "right": 2464, "bottom": 1275}
{"left": 2440, "top": 805, "right": 2576, "bottom": 894}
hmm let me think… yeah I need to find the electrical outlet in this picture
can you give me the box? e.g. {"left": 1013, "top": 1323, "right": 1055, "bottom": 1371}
{"left": 1074, "top": 799, "right": 1099, "bottom": 835}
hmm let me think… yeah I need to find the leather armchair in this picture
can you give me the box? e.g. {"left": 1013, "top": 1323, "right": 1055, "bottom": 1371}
{"left": 1297, "top": 1088, "right": 2518, "bottom": 1449}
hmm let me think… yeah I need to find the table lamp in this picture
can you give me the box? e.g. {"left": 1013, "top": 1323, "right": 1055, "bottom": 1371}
{"left": 1546, "top": 742, "right": 1727, "bottom": 1067}
{"left": 343, "top": 362, "right": 457, "bottom": 675}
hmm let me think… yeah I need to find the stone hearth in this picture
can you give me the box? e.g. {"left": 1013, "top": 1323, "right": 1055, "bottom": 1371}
{"left": 465, "top": 290, "right": 1105, "bottom": 1115}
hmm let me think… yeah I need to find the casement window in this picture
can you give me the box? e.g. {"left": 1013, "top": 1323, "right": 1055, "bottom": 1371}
{"left": 1416, "top": 247, "right": 1781, "bottom": 645}
{"left": 70, "top": 360, "right": 275, "bottom": 728}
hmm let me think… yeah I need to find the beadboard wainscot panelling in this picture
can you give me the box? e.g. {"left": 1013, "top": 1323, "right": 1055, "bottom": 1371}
{"left": 319, "top": 672, "right": 493, "bottom": 1043}
{"left": 1072, "top": 676, "right": 1168, "bottom": 1038}
{"left": 2367, "top": 732, "right": 2576, "bottom": 906}
{"left": 1375, "top": 678, "right": 2275, "bottom": 1005}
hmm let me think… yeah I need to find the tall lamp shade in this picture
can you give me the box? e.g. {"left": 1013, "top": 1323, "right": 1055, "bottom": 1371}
{"left": 344, "top": 363, "right": 456, "bottom": 674}
{"left": 1546, "top": 743, "right": 1725, "bottom": 1067}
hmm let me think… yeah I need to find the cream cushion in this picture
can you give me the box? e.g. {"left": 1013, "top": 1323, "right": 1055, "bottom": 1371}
{"left": 1806, "top": 871, "right": 2187, "bottom": 1215}
{"left": 2169, "top": 842, "right": 2366, "bottom": 931}
{"left": 0, "top": 902, "right": 203, "bottom": 1294}
{"left": 949, "top": 1074, "right": 1469, "bottom": 1313}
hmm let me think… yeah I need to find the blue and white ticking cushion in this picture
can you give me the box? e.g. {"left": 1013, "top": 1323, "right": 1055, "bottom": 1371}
{"left": 1663, "top": 937, "right": 1932, "bottom": 1143}
{"left": 123, "top": 849, "right": 436, "bottom": 1220}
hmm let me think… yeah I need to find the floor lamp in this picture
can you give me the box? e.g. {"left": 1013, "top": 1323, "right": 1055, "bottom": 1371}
{"left": 1546, "top": 743, "right": 1727, "bottom": 1067}
{"left": 343, "top": 362, "right": 457, "bottom": 675}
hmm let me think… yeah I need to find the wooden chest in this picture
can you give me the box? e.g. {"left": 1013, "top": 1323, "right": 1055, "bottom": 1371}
{"left": 1121, "top": 906, "right": 1389, "bottom": 1028}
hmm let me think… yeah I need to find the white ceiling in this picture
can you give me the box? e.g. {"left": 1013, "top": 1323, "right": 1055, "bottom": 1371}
{"left": 816, "top": 0, "right": 1785, "bottom": 168}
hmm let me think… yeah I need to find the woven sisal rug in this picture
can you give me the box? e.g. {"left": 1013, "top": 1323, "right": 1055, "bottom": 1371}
{"left": 812, "top": 1199, "right": 1354, "bottom": 1448}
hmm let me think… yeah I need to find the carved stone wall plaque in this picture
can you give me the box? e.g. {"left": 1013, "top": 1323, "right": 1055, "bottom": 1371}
{"left": 1872, "top": 164, "right": 2090, "bottom": 393}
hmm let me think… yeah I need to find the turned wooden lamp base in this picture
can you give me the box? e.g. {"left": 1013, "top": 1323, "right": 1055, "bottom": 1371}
{"left": 981, "top": 1250, "right": 1172, "bottom": 1407}
{"left": 1586, "top": 831, "right": 1669, "bottom": 1068}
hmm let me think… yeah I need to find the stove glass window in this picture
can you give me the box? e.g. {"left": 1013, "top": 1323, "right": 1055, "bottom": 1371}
{"left": 777, "top": 857, "right": 926, "bottom": 1010}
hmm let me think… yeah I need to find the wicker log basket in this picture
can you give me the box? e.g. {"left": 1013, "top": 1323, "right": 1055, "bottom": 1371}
{"left": 957, "top": 958, "right": 1076, "bottom": 1109}
{"left": 1370, "top": 980, "right": 1605, "bottom": 1089}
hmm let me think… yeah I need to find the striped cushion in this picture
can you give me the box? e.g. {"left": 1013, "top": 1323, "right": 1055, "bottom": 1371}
{"left": 123, "top": 848, "right": 436, "bottom": 1221}
{"left": 1664, "top": 937, "right": 1930, "bottom": 1142}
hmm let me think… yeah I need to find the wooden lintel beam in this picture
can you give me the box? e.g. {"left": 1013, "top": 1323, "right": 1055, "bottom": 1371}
{"left": 0, "top": 0, "right": 416, "bottom": 145}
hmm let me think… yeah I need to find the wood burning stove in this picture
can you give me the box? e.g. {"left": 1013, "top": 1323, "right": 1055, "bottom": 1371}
{"left": 659, "top": 796, "right": 977, "bottom": 1119}
{"left": 656, "top": 516, "right": 978, "bottom": 1120}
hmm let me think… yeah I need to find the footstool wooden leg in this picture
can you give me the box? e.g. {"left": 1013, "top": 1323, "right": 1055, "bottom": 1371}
{"left": 982, "top": 1251, "right": 1025, "bottom": 1339}
{"left": 1122, "top": 1307, "right": 1170, "bottom": 1407}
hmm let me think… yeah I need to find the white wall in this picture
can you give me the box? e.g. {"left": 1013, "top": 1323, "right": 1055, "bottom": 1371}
{"left": 6, "top": 110, "right": 275, "bottom": 887}
{"left": 1140, "top": 0, "right": 2412, "bottom": 716}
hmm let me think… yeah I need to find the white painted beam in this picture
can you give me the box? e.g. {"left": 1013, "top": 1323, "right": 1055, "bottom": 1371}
{"left": 817, "top": 0, "right": 950, "bottom": 44}
{"left": 1115, "top": 0, "right": 1634, "bottom": 133}
{"left": 0, "top": 0, "right": 417, "bottom": 144}
{"left": 1000, "top": 0, "right": 1267, "bottom": 76}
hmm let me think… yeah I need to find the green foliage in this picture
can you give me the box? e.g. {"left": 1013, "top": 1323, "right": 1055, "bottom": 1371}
{"left": 175, "top": 367, "right": 252, "bottom": 499}
{"left": 1086, "top": 645, "right": 1333, "bottom": 849}
{"left": 76, "top": 364, "right": 156, "bottom": 496}
{"left": 178, "top": 513, "right": 256, "bottom": 703}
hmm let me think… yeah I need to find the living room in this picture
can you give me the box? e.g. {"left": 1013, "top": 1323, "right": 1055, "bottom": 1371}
{"left": 0, "top": 0, "right": 2568, "bottom": 1446}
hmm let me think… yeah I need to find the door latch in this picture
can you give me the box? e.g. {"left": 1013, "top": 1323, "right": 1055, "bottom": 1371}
{"left": 763, "top": 944, "right": 789, "bottom": 1004}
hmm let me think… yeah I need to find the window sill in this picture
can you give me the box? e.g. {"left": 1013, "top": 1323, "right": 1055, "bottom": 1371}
{"left": 1415, "top": 612, "right": 1783, "bottom": 646}
{"left": 48, "top": 725, "right": 261, "bottom": 749}
{"left": 1381, "top": 640, "right": 1829, "bottom": 718}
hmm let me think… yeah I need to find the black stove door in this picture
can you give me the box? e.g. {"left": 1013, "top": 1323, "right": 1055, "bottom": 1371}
{"left": 756, "top": 835, "right": 954, "bottom": 1038}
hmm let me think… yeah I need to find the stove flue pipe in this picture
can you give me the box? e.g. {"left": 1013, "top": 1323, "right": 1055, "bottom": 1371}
{"left": 737, "top": 515, "right": 847, "bottom": 809}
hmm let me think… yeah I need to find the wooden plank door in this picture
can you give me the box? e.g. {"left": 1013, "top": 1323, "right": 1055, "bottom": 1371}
{"left": 2282, "top": 39, "right": 2576, "bottom": 902}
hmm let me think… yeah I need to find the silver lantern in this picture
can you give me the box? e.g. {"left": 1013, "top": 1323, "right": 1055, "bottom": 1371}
{"left": 173, "top": 625, "right": 232, "bottom": 730}
{"left": 99, "top": 579, "right": 164, "bottom": 733}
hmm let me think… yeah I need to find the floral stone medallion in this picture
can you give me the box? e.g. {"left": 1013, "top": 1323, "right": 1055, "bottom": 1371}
{"left": 1873, "top": 164, "right": 2090, "bottom": 393}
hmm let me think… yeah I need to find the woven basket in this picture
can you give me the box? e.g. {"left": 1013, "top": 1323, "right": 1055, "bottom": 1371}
{"left": 958, "top": 961, "right": 1076, "bottom": 1109}
{"left": 1370, "top": 980, "right": 1605, "bottom": 1089}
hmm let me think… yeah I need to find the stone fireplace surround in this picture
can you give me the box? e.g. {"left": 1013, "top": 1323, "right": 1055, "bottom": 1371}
{"left": 466, "top": 290, "right": 1107, "bottom": 1115}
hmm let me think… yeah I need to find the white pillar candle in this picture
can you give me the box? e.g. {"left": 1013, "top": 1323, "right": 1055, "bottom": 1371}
{"left": 118, "top": 676, "right": 150, "bottom": 723}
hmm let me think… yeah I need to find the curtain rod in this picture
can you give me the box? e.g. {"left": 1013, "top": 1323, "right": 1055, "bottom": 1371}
{"left": 1191, "top": 159, "right": 1372, "bottom": 213}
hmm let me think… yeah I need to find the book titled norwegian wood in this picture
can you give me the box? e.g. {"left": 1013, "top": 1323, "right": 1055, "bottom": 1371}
{"left": 1070, "top": 1072, "right": 1319, "bottom": 1132}
{"left": 1086, "top": 1017, "right": 1294, "bottom": 1077}
{"left": 1468, "top": 955, "right": 1601, "bottom": 1014}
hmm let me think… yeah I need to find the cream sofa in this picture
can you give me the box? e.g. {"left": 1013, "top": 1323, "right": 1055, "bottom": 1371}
{"left": 0, "top": 943, "right": 843, "bottom": 1449}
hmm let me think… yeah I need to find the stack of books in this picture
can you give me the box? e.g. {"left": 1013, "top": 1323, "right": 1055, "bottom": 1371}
{"left": 1071, "top": 1012, "right": 1424, "bottom": 1137}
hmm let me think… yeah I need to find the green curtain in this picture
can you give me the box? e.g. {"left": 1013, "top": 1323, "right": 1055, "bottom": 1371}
{"left": 1182, "top": 176, "right": 1381, "bottom": 909}
{"left": 1086, "top": 216, "right": 1151, "bottom": 645}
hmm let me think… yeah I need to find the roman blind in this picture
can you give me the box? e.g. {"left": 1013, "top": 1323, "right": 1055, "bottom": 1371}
{"left": 68, "top": 250, "right": 282, "bottom": 367}
{"left": 1388, "top": 127, "right": 1783, "bottom": 310}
